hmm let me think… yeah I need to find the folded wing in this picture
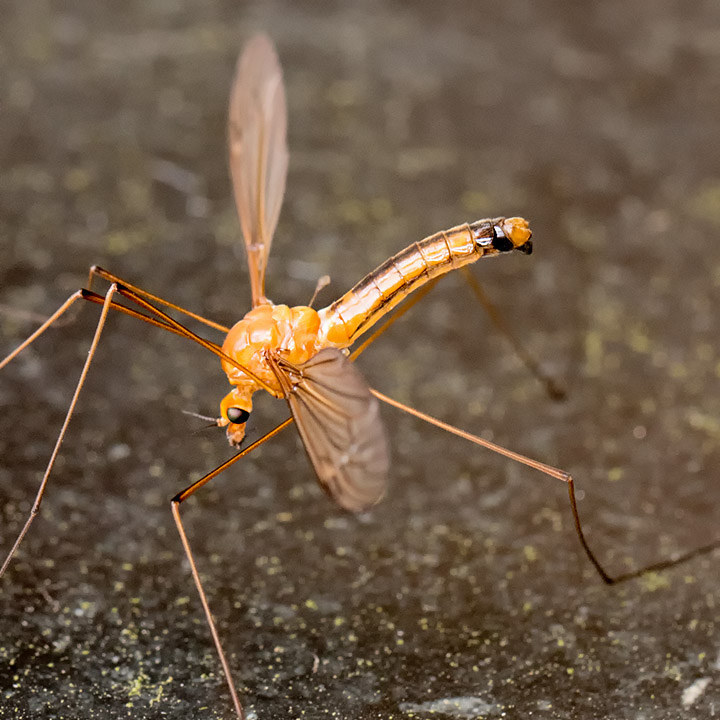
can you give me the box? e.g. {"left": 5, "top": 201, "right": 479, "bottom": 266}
{"left": 280, "top": 349, "right": 389, "bottom": 512}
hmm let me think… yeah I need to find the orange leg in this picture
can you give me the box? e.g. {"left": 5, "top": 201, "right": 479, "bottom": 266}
{"left": 1, "top": 285, "right": 118, "bottom": 576}
{"left": 0, "top": 268, "right": 276, "bottom": 579}
{"left": 370, "top": 389, "right": 720, "bottom": 583}
{"left": 371, "top": 388, "right": 613, "bottom": 583}
{"left": 88, "top": 265, "right": 230, "bottom": 333}
{"left": 348, "top": 269, "right": 714, "bottom": 581}
{"left": 105, "top": 283, "right": 275, "bottom": 393}
{"left": 170, "top": 418, "right": 294, "bottom": 720}
{"left": 79, "top": 288, "right": 194, "bottom": 340}
{"left": 0, "top": 273, "right": 293, "bottom": 719}
{"left": 346, "top": 281, "right": 612, "bottom": 580}
{"left": 81, "top": 284, "right": 271, "bottom": 391}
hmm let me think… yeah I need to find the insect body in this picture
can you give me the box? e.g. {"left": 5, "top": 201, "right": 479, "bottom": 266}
{"left": 217, "top": 217, "right": 531, "bottom": 515}
{"left": 1, "top": 34, "right": 613, "bottom": 720}
{"left": 214, "top": 36, "right": 534, "bottom": 519}
{"left": 219, "top": 217, "right": 532, "bottom": 446}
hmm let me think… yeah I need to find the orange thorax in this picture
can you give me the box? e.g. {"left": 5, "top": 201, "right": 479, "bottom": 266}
{"left": 221, "top": 303, "right": 324, "bottom": 400}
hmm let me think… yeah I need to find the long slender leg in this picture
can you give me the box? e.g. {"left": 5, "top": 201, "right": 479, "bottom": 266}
{"left": 0, "top": 280, "right": 256, "bottom": 577}
{"left": 0, "top": 278, "right": 215, "bottom": 375}
{"left": 2, "top": 265, "right": 230, "bottom": 358}
{"left": 170, "top": 418, "right": 294, "bottom": 720}
{"left": 344, "top": 283, "right": 613, "bottom": 577}
{"left": 1, "top": 275, "right": 269, "bottom": 392}
{"left": 460, "top": 266, "right": 566, "bottom": 400}
{"left": 109, "top": 283, "right": 276, "bottom": 394}
{"left": 77, "top": 281, "right": 275, "bottom": 394}
{"left": 371, "top": 388, "right": 613, "bottom": 583}
{"left": 88, "top": 265, "right": 230, "bottom": 333}
{"left": 343, "top": 279, "right": 714, "bottom": 583}
{"left": 371, "top": 388, "right": 720, "bottom": 584}
{"left": 1, "top": 277, "right": 295, "bottom": 716}
{"left": 79, "top": 289, "right": 195, "bottom": 341}
{"left": 0, "top": 287, "right": 229, "bottom": 372}
{"left": 349, "top": 278, "right": 720, "bottom": 581}
{"left": 1, "top": 289, "right": 219, "bottom": 374}
{"left": 0, "top": 285, "right": 119, "bottom": 576}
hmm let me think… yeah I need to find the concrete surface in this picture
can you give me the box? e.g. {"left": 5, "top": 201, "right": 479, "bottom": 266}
{"left": 1, "top": 1, "right": 720, "bottom": 718}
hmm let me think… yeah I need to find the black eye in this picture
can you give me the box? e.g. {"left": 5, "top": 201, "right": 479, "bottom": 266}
{"left": 491, "top": 226, "right": 514, "bottom": 253}
{"left": 227, "top": 407, "right": 250, "bottom": 424}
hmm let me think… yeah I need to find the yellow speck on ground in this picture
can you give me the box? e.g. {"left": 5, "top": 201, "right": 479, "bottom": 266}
{"left": 640, "top": 572, "right": 671, "bottom": 592}
{"left": 126, "top": 670, "right": 173, "bottom": 705}
{"left": 607, "top": 467, "right": 624, "bottom": 482}
{"left": 127, "top": 672, "right": 150, "bottom": 699}
{"left": 686, "top": 409, "right": 720, "bottom": 439}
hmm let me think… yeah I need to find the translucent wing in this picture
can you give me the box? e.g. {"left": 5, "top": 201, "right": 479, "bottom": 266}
{"left": 279, "top": 349, "right": 389, "bottom": 513}
{"left": 229, "top": 34, "right": 289, "bottom": 306}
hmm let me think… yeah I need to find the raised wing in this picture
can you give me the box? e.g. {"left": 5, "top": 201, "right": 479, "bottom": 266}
{"left": 277, "top": 349, "right": 389, "bottom": 513}
{"left": 229, "top": 34, "right": 289, "bottom": 306}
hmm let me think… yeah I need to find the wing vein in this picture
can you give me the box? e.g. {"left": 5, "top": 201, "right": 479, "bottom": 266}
{"left": 281, "top": 348, "right": 389, "bottom": 513}
{"left": 229, "top": 35, "right": 288, "bottom": 306}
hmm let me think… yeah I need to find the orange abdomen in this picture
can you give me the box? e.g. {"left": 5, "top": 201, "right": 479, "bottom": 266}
{"left": 318, "top": 217, "right": 531, "bottom": 347}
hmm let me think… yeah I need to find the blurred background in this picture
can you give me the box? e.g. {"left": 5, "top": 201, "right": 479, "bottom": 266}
{"left": 1, "top": 1, "right": 720, "bottom": 718}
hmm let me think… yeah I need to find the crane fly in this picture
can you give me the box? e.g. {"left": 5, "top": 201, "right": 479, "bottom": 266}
{"left": 1, "top": 34, "right": 663, "bottom": 719}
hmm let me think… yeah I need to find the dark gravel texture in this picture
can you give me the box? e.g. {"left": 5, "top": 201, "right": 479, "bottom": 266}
{"left": 2, "top": 2, "right": 720, "bottom": 718}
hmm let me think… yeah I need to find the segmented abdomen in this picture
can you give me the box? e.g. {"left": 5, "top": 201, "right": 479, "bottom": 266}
{"left": 318, "top": 217, "right": 526, "bottom": 347}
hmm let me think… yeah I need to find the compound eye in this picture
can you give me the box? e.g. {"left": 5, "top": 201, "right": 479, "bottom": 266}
{"left": 227, "top": 407, "right": 250, "bottom": 424}
{"left": 491, "top": 225, "right": 514, "bottom": 253}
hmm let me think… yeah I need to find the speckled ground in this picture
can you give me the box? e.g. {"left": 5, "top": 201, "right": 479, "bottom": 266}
{"left": 2, "top": 1, "right": 720, "bottom": 719}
